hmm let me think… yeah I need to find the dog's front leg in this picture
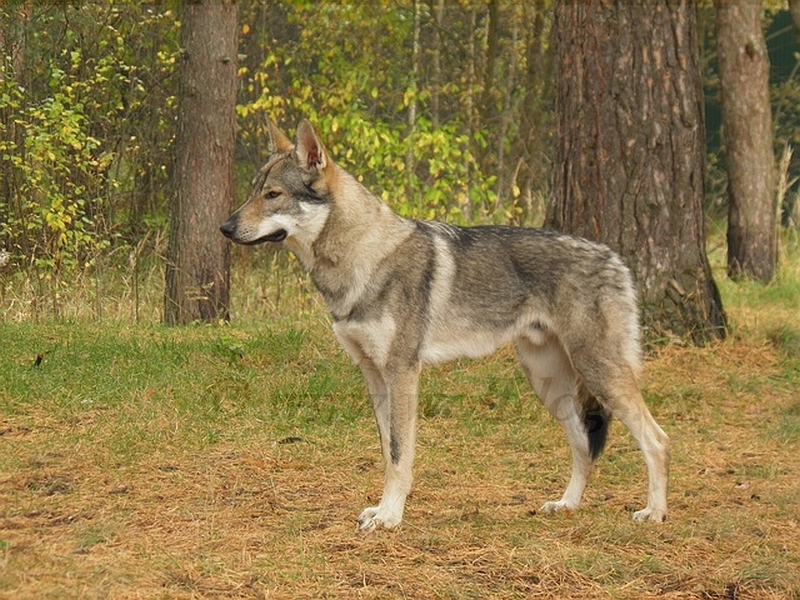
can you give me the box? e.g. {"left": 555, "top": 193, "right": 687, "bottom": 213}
{"left": 358, "top": 363, "right": 420, "bottom": 532}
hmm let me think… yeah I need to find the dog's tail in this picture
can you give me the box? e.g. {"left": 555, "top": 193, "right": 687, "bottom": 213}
{"left": 581, "top": 387, "right": 611, "bottom": 461}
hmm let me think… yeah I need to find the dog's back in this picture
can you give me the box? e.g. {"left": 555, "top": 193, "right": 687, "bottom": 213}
{"left": 403, "top": 222, "right": 641, "bottom": 373}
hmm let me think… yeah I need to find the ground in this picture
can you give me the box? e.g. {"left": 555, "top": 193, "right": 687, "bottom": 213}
{"left": 0, "top": 251, "right": 798, "bottom": 599}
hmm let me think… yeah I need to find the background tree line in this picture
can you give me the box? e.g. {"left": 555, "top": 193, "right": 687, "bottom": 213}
{"left": 1, "top": 1, "right": 798, "bottom": 339}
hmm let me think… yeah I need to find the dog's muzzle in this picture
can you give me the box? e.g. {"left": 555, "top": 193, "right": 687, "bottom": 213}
{"left": 219, "top": 217, "right": 287, "bottom": 245}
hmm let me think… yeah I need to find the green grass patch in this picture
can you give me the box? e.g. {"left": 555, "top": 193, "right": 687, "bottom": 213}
{"left": 0, "top": 320, "right": 369, "bottom": 462}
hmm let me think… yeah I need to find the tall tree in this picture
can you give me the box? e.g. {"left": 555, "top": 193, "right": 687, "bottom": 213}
{"left": 164, "top": 0, "right": 238, "bottom": 325}
{"left": 406, "top": 0, "right": 421, "bottom": 200}
{"left": 515, "top": 0, "right": 551, "bottom": 221}
{"left": 714, "top": 1, "right": 777, "bottom": 283}
{"left": 548, "top": 0, "right": 726, "bottom": 344}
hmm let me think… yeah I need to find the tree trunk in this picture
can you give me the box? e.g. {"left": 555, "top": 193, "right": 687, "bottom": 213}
{"left": 481, "top": 0, "right": 500, "bottom": 123}
{"left": 515, "top": 0, "right": 549, "bottom": 224}
{"left": 164, "top": 0, "right": 237, "bottom": 325}
{"left": 496, "top": 6, "right": 519, "bottom": 205}
{"left": 549, "top": 0, "right": 726, "bottom": 344}
{"left": 462, "top": 7, "right": 478, "bottom": 221}
{"left": 430, "top": 0, "right": 444, "bottom": 128}
{"left": 0, "top": 3, "right": 30, "bottom": 260}
{"left": 714, "top": 1, "right": 777, "bottom": 283}
{"left": 406, "top": 0, "right": 421, "bottom": 200}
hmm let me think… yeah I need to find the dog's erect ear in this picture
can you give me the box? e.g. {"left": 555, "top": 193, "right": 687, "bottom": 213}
{"left": 267, "top": 118, "right": 293, "bottom": 154}
{"left": 295, "top": 119, "right": 328, "bottom": 173}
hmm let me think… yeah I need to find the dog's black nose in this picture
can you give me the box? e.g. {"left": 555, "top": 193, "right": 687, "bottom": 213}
{"left": 220, "top": 218, "right": 236, "bottom": 239}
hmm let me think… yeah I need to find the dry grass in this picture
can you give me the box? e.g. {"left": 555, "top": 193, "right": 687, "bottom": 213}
{"left": 1, "top": 242, "right": 798, "bottom": 599}
{"left": 1, "top": 329, "right": 798, "bottom": 598}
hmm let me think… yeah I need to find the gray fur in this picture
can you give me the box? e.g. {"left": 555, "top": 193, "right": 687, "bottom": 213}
{"left": 221, "top": 119, "right": 670, "bottom": 531}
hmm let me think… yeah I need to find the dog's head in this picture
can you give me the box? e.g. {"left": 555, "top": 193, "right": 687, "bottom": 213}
{"left": 220, "top": 120, "right": 332, "bottom": 249}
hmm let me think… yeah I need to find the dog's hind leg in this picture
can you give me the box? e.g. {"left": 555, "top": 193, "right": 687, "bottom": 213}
{"left": 516, "top": 334, "right": 602, "bottom": 514}
{"left": 357, "top": 361, "right": 420, "bottom": 531}
{"left": 581, "top": 365, "right": 670, "bottom": 523}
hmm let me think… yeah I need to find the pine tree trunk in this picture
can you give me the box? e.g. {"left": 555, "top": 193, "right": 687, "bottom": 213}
{"left": 406, "top": 0, "right": 421, "bottom": 200}
{"left": 164, "top": 0, "right": 237, "bottom": 325}
{"left": 714, "top": 1, "right": 777, "bottom": 283}
{"left": 548, "top": 0, "right": 726, "bottom": 344}
{"left": 430, "top": 0, "right": 444, "bottom": 129}
{"left": 516, "top": 0, "right": 549, "bottom": 223}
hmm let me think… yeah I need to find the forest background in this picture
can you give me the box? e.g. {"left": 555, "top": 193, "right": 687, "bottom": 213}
{"left": 2, "top": 3, "right": 800, "bottom": 598}
{"left": 1, "top": 0, "right": 799, "bottom": 324}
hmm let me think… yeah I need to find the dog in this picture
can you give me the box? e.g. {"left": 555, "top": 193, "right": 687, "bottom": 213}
{"left": 220, "top": 119, "right": 670, "bottom": 531}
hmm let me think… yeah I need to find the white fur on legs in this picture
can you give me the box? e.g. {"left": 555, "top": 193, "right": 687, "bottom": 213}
{"left": 594, "top": 373, "right": 670, "bottom": 523}
{"left": 356, "top": 363, "right": 419, "bottom": 532}
{"left": 538, "top": 440, "right": 593, "bottom": 514}
{"left": 357, "top": 468, "right": 410, "bottom": 531}
{"left": 626, "top": 409, "right": 670, "bottom": 522}
{"left": 515, "top": 335, "right": 594, "bottom": 515}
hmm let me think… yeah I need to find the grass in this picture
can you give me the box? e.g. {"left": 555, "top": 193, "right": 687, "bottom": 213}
{"left": 0, "top": 240, "right": 799, "bottom": 599}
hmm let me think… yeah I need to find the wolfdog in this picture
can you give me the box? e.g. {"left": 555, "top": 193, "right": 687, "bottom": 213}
{"left": 220, "top": 119, "right": 670, "bottom": 531}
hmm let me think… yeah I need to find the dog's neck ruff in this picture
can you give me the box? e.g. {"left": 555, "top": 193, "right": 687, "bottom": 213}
{"left": 305, "top": 186, "right": 414, "bottom": 320}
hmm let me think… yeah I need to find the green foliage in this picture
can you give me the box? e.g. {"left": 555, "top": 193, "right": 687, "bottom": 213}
{"left": 1, "top": 64, "right": 112, "bottom": 278}
{"left": 236, "top": 0, "right": 517, "bottom": 223}
{"left": 242, "top": 98, "right": 497, "bottom": 222}
{"left": 0, "top": 3, "right": 179, "bottom": 289}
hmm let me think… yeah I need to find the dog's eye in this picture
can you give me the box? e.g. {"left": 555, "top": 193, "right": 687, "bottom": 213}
{"left": 264, "top": 190, "right": 281, "bottom": 200}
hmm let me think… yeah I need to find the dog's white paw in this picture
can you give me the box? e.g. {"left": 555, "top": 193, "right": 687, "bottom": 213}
{"left": 632, "top": 506, "right": 667, "bottom": 523}
{"left": 538, "top": 500, "right": 576, "bottom": 515}
{"left": 357, "top": 505, "right": 402, "bottom": 532}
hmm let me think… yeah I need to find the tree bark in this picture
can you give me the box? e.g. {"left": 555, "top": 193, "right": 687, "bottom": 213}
{"left": 429, "top": 0, "right": 444, "bottom": 128}
{"left": 481, "top": 0, "right": 500, "bottom": 122}
{"left": 406, "top": 0, "right": 421, "bottom": 200}
{"left": 549, "top": 0, "right": 726, "bottom": 344}
{"left": 515, "top": 0, "right": 549, "bottom": 224}
{"left": 462, "top": 7, "right": 478, "bottom": 221}
{"left": 164, "top": 0, "right": 237, "bottom": 325}
{"left": 0, "top": 3, "right": 30, "bottom": 260}
{"left": 714, "top": 1, "right": 777, "bottom": 283}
